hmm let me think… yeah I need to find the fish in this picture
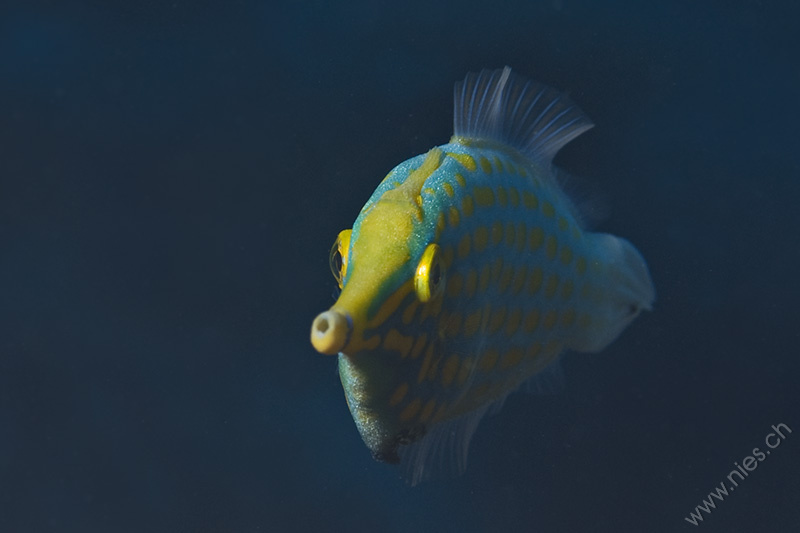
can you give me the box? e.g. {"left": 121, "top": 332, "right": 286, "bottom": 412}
{"left": 310, "top": 67, "right": 655, "bottom": 484}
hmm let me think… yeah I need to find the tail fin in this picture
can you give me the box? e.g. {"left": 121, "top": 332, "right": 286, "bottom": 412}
{"left": 570, "top": 234, "right": 655, "bottom": 353}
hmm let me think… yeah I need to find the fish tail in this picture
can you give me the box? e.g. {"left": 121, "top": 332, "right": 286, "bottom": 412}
{"left": 571, "top": 234, "right": 655, "bottom": 353}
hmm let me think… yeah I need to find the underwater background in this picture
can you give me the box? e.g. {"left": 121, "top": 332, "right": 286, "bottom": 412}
{"left": 2, "top": 1, "right": 798, "bottom": 531}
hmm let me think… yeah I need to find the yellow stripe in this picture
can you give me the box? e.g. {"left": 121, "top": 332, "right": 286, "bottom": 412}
{"left": 410, "top": 334, "right": 427, "bottom": 359}
{"left": 462, "top": 195, "right": 474, "bottom": 217}
{"left": 427, "top": 354, "right": 441, "bottom": 381}
{"left": 512, "top": 265, "right": 528, "bottom": 294}
{"left": 505, "top": 308, "right": 521, "bottom": 336}
{"left": 491, "top": 257, "right": 504, "bottom": 283}
{"left": 447, "top": 152, "right": 477, "bottom": 171}
{"left": 457, "top": 233, "right": 471, "bottom": 258}
{"left": 562, "top": 308, "right": 576, "bottom": 327}
{"left": 560, "top": 246, "right": 573, "bottom": 265}
{"left": 399, "top": 398, "right": 422, "bottom": 422}
{"left": 515, "top": 222, "right": 526, "bottom": 252}
{"left": 501, "top": 347, "right": 524, "bottom": 369}
{"left": 479, "top": 349, "right": 498, "bottom": 372}
{"left": 545, "top": 274, "right": 560, "bottom": 299}
{"left": 543, "top": 310, "right": 558, "bottom": 329}
{"left": 418, "top": 343, "right": 435, "bottom": 383}
{"left": 474, "top": 226, "right": 489, "bottom": 251}
{"left": 436, "top": 212, "right": 445, "bottom": 240}
{"left": 367, "top": 281, "right": 413, "bottom": 329}
{"left": 491, "top": 221, "right": 503, "bottom": 245}
{"left": 528, "top": 267, "right": 543, "bottom": 294}
{"left": 561, "top": 279, "right": 574, "bottom": 299}
{"left": 389, "top": 383, "right": 408, "bottom": 407}
{"left": 432, "top": 402, "right": 449, "bottom": 423}
{"left": 523, "top": 309, "right": 540, "bottom": 332}
{"left": 498, "top": 265, "right": 513, "bottom": 293}
{"left": 383, "top": 328, "right": 414, "bottom": 358}
{"left": 442, "top": 246, "right": 454, "bottom": 270}
{"left": 465, "top": 269, "right": 478, "bottom": 298}
{"left": 504, "top": 222, "right": 515, "bottom": 248}
{"left": 441, "top": 355, "right": 460, "bottom": 387}
{"left": 493, "top": 156, "right": 504, "bottom": 173}
{"left": 419, "top": 398, "right": 437, "bottom": 423}
{"left": 576, "top": 256, "right": 587, "bottom": 275}
{"left": 489, "top": 307, "right": 506, "bottom": 334}
{"left": 497, "top": 186, "right": 508, "bottom": 207}
{"left": 463, "top": 309, "right": 482, "bottom": 337}
{"left": 478, "top": 265, "right": 491, "bottom": 293}
{"left": 522, "top": 191, "right": 538, "bottom": 209}
{"left": 529, "top": 227, "right": 544, "bottom": 250}
{"left": 457, "top": 358, "right": 473, "bottom": 385}
{"left": 446, "top": 272, "right": 463, "bottom": 298}
{"left": 401, "top": 300, "right": 418, "bottom": 324}
{"left": 545, "top": 235, "right": 558, "bottom": 260}
{"left": 348, "top": 334, "right": 381, "bottom": 353}
{"left": 445, "top": 312, "right": 462, "bottom": 338}
{"left": 526, "top": 342, "right": 542, "bottom": 360}
{"left": 474, "top": 186, "right": 495, "bottom": 206}
{"left": 448, "top": 206, "right": 460, "bottom": 227}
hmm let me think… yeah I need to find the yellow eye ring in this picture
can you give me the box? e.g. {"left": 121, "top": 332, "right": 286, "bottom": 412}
{"left": 414, "top": 243, "right": 445, "bottom": 302}
{"left": 329, "top": 229, "right": 352, "bottom": 289}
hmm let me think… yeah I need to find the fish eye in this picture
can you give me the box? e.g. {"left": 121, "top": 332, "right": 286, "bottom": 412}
{"left": 414, "top": 243, "right": 446, "bottom": 302}
{"left": 329, "top": 229, "right": 352, "bottom": 289}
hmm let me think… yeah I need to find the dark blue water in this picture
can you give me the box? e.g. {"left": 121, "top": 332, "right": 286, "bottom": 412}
{"left": 2, "top": 1, "right": 798, "bottom": 531}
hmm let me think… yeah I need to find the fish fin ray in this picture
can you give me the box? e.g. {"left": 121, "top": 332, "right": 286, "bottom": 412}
{"left": 398, "top": 400, "right": 498, "bottom": 486}
{"left": 522, "top": 356, "right": 566, "bottom": 395}
{"left": 396, "top": 334, "right": 493, "bottom": 486}
{"left": 552, "top": 167, "right": 611, "bottom": 229}
{"left": 453, "top": 66, "right": 594, "bottom": 166}
{"left": 570, "top": 234, "right": 655, "bottom": 353}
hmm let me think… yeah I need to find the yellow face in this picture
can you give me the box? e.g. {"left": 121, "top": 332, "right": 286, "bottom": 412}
{"left": 311, "top": 148, "right": 446, "bottom": 357}
{"left": 310, "top": 149, "right": 448, "bottom": 462}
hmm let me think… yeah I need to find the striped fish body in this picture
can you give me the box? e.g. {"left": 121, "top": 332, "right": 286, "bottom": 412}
{"left": 311, "top": 68, "right": 655, "bottom": 483}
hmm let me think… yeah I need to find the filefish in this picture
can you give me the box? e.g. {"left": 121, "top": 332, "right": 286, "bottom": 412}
{"left": 310, "top": 67, "right": 655, "bottom": 484}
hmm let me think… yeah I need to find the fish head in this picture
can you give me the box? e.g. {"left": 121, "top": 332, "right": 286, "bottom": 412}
{"left": 310, "top": 149, "right": 449, "bottom": 462}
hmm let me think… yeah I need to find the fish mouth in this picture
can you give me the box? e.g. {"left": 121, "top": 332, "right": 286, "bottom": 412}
{"left": 369, "top": 424, "right": 428, "bottom": 464}
{"left": 371, "top": 445, "right": 401, "bottom": 464}
{"left": 310, "top": 309, "right": 352, "bottom": 355}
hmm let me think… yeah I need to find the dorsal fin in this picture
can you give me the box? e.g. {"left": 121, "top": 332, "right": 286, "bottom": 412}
{"left": 453, "top": 66, "right": 594, "bottom": 165}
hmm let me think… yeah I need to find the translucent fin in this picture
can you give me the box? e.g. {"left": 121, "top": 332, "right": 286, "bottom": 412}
{"left": 397, "top": 356, "right": 564, "bottom": 484}
{"left": 398, "top": 333, "right": 496, "bottom": 486}
{"left": 397, "top": 360, "right": 563, "bottom": 486}
{"left": 398, "top": 400, "right": 496, "bottom": 486}
{"left": 570, "top": 234, "right": 656, "bottom": 353}
{"left": 552, "top": 167, "right": 611, "bottom": 229}
{"left": 453, "top": 66, "right": 594, "bottom": 165}
{"left": 522, "top": 357, "right": 565, "bottom": 395}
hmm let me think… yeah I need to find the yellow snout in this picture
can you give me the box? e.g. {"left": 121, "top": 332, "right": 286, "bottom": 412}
{"left": 310, "top": 310, "right": 351, "bottom": 355}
